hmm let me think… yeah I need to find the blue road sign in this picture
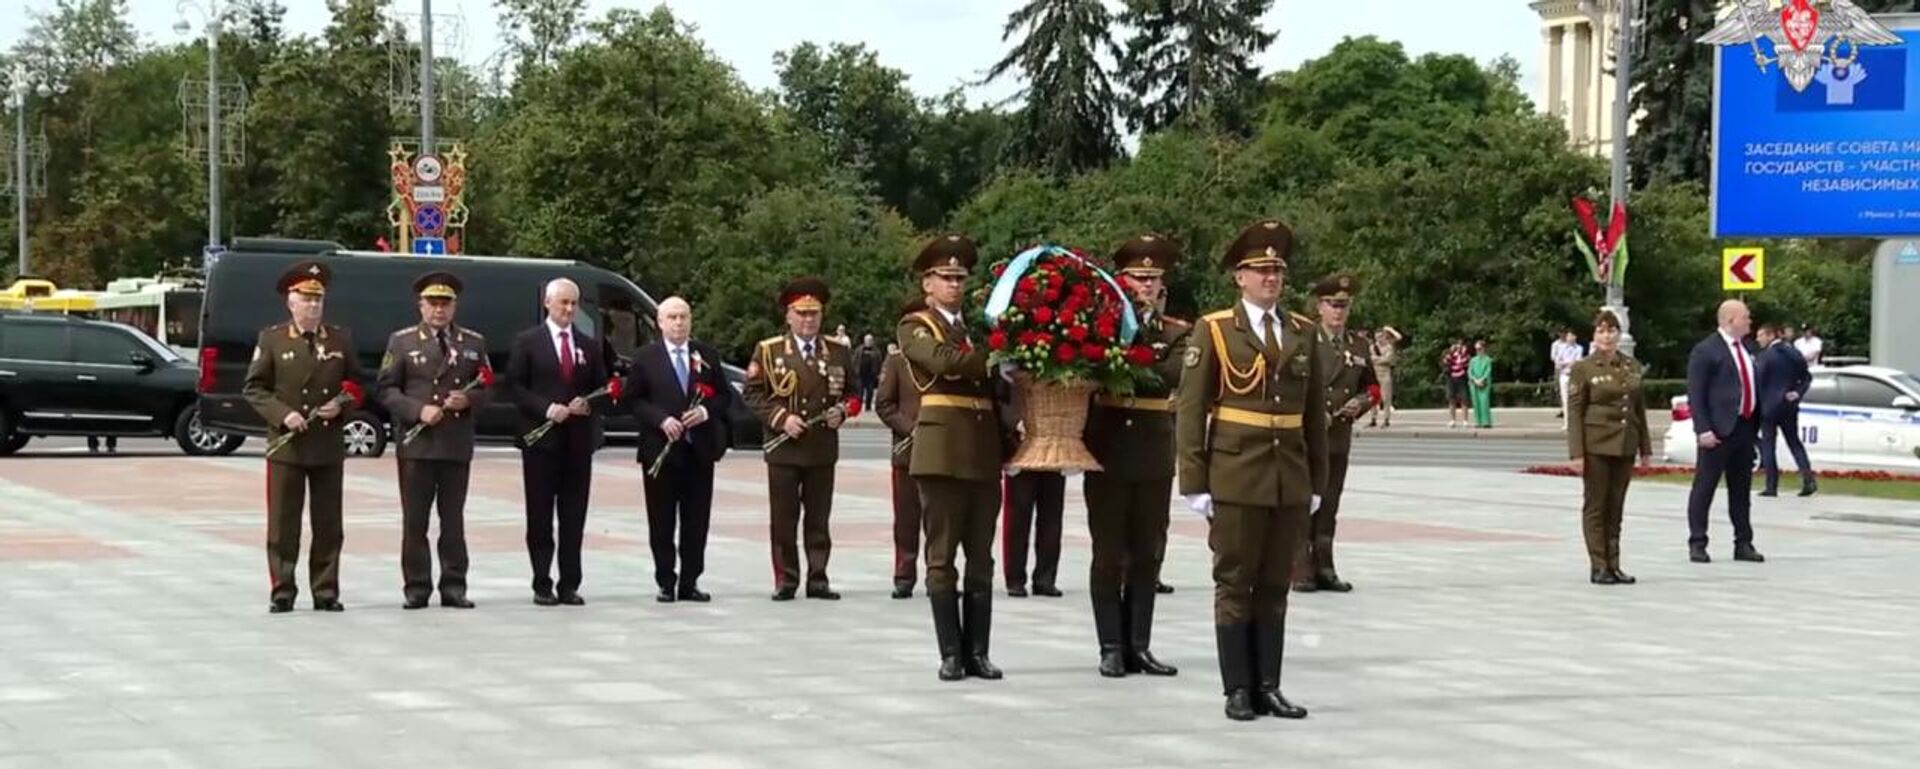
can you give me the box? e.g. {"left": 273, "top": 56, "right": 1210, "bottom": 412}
{"left": 412, "top": 203, "right": 446, "bottom": 235}
{"left": 411, "top": 237, "right": 446, "bottom": 255}
{"left": 1711, "top": 20, "right": 1920, "bottom": 238}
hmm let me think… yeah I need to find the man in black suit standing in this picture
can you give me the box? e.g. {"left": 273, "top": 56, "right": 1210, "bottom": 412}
{"left": 627, "top": 296, "right": 733, "bottom": 603}
{"left": 507, "top": 278, "right": 610, "bottom": 606}
{"left": 1755, "top": 323, "right": 1817, "bottom": 498}
{"left": 1685, "top": 299, "right": 1765, "bottom": 565}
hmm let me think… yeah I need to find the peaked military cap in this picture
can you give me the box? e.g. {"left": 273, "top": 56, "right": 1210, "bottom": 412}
{"left": 1113, "top": 234, "right": 1181, "bottom": 277}
{"left": 914, "top": 234, "right": 978, "bottom": 277}
{"left": 1221, "top": 219, "right": 1295, "bottom": 272}
{"left": 779, "top": 276, "right": 831, "bottom": 312}
{"left": 277, "top": 261, "right": 331, "bottom": 296}
{"left": 413, "top": 271, "right": 462, "bottom": 300}
{"left": 1312, "top": 273, "right": 1359, "bottom": 302}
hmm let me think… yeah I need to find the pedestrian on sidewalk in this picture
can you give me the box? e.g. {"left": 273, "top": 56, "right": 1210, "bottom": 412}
{"left": 1468, "top": 340, "right": 1494, "bottom": 428}
{"left": 1551, "top": 328, "right": 1584, "bottom": 429}
{"left": 1755, "top": 323, "right": 1817, "bottom": 497}
{"left": 1369, "top": 327, "right": 1401, "bottom": 428}
{"left": 1443, "top": 339, "right": 1471, "bottom": 427}
{"left": 1566, "top": 311, "right": 1650, "bottom": 585}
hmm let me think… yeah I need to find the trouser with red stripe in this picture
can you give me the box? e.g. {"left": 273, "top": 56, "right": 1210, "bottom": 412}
{"left": 891, "top": 465, "right": 923, "bottom": 589}
{"left": 768, "top": 463, "right": 835, "bottom": 592}
{"left": 266, "top": 460, "right": 344, "bottom": 604}
{"left": 1002, "top": 471, "right": 1065, "bottom": 590}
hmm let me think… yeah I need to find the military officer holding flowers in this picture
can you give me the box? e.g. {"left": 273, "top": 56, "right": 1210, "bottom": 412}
{"left": 745, "top": 277, "right": 854, "bottom": 602}
{"left": 376, "top": 271, "right": 492, "bottom": 610}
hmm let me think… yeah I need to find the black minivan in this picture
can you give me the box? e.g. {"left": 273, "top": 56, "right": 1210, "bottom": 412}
{"left": 0, "top": 311, "right": 246, "bottom": 456}
{"left": 197, "top": 238, "right": 759, "bottom": 456}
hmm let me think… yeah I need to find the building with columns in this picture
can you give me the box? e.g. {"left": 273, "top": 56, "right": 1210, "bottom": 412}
{"left": 1533, "top": 0, "right": 1627, "bottom": 156}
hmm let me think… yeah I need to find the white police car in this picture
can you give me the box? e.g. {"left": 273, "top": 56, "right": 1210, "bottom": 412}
{"left": 1661, "top": 365, "right": 1920, "bottom": 469}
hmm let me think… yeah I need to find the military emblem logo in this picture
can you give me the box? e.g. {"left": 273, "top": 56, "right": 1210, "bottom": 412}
{"left": 1698, "top": 0, "right": 1902, "bottom": 92}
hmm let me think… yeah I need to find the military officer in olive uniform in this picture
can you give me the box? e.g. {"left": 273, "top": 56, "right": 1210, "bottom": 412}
{"left": 1084, "top": 233, "right": 1190, "bottom": 679}
{"left": 745, "top": 277, "right": 853, "bottom": 601}
{"left": 898, "top": 234, "right": 1007, "bottom": 682}
{"left": 243, "top": 261, "right": 365, "bottom": 614}
{"left": 1567, "top": 310, "right": 1651, "bottom": 585}
{"left": 1177, "top": 219, "right": 1327, "bottom": 721}
{"left": 1294, "top": 274, "right": 1376, "bottom": 594}
{"left": 376, "top": 272, "right": 492, "bottom": 610}
{"left": 875, "top": 297, "right": 927, "bottom": 599}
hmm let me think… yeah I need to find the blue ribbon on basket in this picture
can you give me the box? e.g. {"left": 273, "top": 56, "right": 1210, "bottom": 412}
{"left": 981, "top": 244, "right": 1140, "bottom": 345}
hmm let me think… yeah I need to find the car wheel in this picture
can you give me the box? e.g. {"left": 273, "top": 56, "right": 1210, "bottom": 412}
{"left": 174, "top": 405, "right": 245, "bottom": 456}
{"left": 341, "top": 413, "right": 387, "bottom": 458}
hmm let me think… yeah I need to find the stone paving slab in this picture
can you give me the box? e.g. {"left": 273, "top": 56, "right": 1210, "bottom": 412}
{"left": 2, "top": 452, "right": 1918, "bottom": 768}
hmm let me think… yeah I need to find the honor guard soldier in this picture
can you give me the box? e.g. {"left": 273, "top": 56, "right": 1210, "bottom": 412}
{"left": 1176, "top": 219, "right": 1327, "bottom": 721}
{"left": 243, "top": 260, "right": 364, "bottom": 614}
{"left": 1294, "top": 274, "right": 1376, "bottom": 594}
{"left": 1567, "top": 310, "right": 1651, "bottom": 585}
{"left": 376, "top": 271, "right": 492, "bottom": 610}
{"left": 1084, "top": 234, "right": 1190, "bottom": 678}
{"left": 745, "top": 277, "right": 853, "bottom": 601}
{"left": 898, "top": 234, "right": 1007, "bottom": 682}
{"left": 875, "top": 296, "right": 928, "bottom": 599}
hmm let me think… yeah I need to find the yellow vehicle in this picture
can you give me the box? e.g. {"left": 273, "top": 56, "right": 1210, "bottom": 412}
{"left": 0, "top": 279, "right": 100, "bottom": 314}
{"left": 90, "top": 277, "right": 205, "bottom": 354}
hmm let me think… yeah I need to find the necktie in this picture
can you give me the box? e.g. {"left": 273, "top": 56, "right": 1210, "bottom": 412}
{"left": 435, "top": 330, "right": 451, "bottom": 364}
{"left": 300, "top": 331, "right": 317, "bottom": 356}
{"left": 558, "top": 330, "right": 575, "bottom": 384}
{"left": 803, "top": 341, "right": 815, "bottom": 361}
{"left": 673, "top": 347, "right": 689, "bottom": 392}
{"left": 1734, "top": 341, "right": 1753, "bottom": 419}
{"left": 1261, "top": 313, "right": 1280, "bottom": 366}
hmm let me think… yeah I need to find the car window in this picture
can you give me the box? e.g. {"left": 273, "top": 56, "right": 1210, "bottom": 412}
{"left": 70, "top": 326, "right": 142, "bottom": 365}
{"left": 1890, "top": 373, "right": 1920, "bottom": 397}
{"left": 1836, "top": 375, "right": 1904, "bottom": 409}
{"left": 1804, "top": 374, "right": 1839, "bottom": 406}
{"left": 0, "top": 322, "right": 68, "bottom": 362}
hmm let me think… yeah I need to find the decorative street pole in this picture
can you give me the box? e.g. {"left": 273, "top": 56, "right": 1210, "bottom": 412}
{"left": 6, "top": 62, "right": 54, "bottom": 278}
{"left": 1605, "top": 0, "right": 1639, "bottom": 357}
{"left": 176, "top": 0, "right": 244, "bottom": 255}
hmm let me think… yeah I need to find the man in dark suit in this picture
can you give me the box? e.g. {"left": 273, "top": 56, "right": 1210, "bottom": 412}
{"left": 507, "top": 278, "right": 610, "bottom": 606}
{"left": 1755, "top": 323, "right": 1817, "bottom": 498}
{"left": 626, "top": 296, "right": 733, "bottom": 603}
{"left": 1685, "top": 299, "right": 1765, "bottom": 564}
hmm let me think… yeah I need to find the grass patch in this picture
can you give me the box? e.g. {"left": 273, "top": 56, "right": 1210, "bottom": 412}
{"left": 1640, "top": 474, "right": 1920, "bottom": 501}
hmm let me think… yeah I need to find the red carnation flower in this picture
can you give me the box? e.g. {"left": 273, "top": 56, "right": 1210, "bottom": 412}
{"left": 1014, "top": 291, "right": 1033, "bottom": 307}
{"left": 1044, "top": 289, "right": 1061, "bottom": 302}
{"left": 1018, "top": 277, "right": 1038, "bottom": 294}
{"left": 1036, "top": 332, "right": 1053, "bottom": 347}
{"left": 1055, "top": 345, "right": 1077, "bottom": 363}
{"left": 1126, "top": 345, "right": 1155, "bottom": 366}
{"left": 992, "top": 263, "right": 1006, "bottom": 277}
{"left": 988, "top": 330, "right": 1008, "bottom": 350}
{"left": 1081, "top": 343, "right": 1106, "bottom": 361}
{"left": 1095, "top": 319, "right": 1118, "bottom": 339}
{"left": 1067, "top": 325, "right": 1088, "bottom": 342}
{"left": 1033, "top": 307, "right": 1055, "bottom": 325}
{"left": 1018, "top": 330, "right": 1039, "bottom": 346}
{"left": 1050, "top": 273, "right": 1066, "bottom": 289}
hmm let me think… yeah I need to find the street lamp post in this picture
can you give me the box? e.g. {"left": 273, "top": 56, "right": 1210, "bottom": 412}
{"left": 6, "top": 62, "right": 54, "bottom": 278}
{"left": 175, "top": 0, "right": 243, "bottom": 255}
{"left": 1605, "top": 0, "right": 1639, "bottom": 357}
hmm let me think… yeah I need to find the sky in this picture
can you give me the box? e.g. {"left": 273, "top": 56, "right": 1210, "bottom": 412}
{"left": 2, "top": 0, "right": 1546, "bottom": 108}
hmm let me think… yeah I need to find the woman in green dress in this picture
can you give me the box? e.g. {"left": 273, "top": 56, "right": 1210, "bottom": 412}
{"left": 1566, "top": 311, "right": 1651, "bottom": 585}
{"left": 1467, "top": 339, "right": 1494, "bottom": 428}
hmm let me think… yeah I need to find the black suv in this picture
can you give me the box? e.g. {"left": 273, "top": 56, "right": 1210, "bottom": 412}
{"left": 0, "top": 311, "right": 246, "bottom": 456}
{"left": 196, "top": 239, "right": 763, "bottom": 456}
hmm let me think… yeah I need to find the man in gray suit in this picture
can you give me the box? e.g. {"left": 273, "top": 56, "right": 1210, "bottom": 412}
{"left": 377, "top": 271, "right": 493, "bottom": 609}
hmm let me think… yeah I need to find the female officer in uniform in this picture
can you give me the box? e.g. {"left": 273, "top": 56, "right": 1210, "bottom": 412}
{"left": 1566, "top": 310, "right": 1651, "bottom": 585}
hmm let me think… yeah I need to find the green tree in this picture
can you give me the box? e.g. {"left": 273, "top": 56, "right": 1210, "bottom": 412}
{"left": 1261, "top": 37, "right": 1505, "bottom": 166}
{"left": 774, "top": 43, "right": 920, "bottom": 218}
{"left": 986, "top": 0, "right": 1125, "bottom": 176}
{"left": 1117, "top": 0, "right": 1274, "bottom": 135}
{"left": 495, "top": 0, "right": 586, "bottom": 74}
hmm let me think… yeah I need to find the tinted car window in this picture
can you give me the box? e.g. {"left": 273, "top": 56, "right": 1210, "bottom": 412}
{"left": 70, "top": 326, "right": 141, "bottom": 365}
{"left": 0, "top": 322, "right": 68, "bottom": 361}
{"left": 1836, "top": 376, "right": 1904, "bottom": 409}
{"left": 1805, "top": 374, "right": 1839, "bottom": 406}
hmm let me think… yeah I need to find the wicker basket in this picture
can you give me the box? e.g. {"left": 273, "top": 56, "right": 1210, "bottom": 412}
{"left": 1008, "top": 373, "right": 1101, "bottom": 472}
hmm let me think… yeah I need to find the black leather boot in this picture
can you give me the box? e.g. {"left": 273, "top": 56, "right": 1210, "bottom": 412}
{"left": 931, "top": 591, "right": 965, "bottom": 682}
{"left": 1216, "top": 624, "right": 1257, "bottom": 721}
{"left": 962, "top": 591, "right": 1003, "bottom": 680}
{"left": 1127, "top": 585, "right": 1177, "bottom": 676}
{"left": 1092, "top": 590, "right": 1126, "bottom": 678}
{"left": 1252, "top": 620, "right": 1308, "bottom": 719}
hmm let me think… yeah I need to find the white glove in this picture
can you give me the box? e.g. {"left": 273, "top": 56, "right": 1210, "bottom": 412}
{"left": 1006, "top": 467, "right": 1022, "bottom": 477}
{"left": 1184, "top": 493, "right": 1214, "bottom": 519}
{"left": 1310, "top": 494, "right": 1323, "bottom": 515}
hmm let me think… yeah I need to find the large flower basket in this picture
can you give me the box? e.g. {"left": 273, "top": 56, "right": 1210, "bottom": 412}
{"left": 1009, "top": 372, "right": 1101, "bottom": 472}
{"left": 976, "top": 244, "right": 1160, "bottom": 473}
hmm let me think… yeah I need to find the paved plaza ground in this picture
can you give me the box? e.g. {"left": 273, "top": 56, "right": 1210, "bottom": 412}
{"left": 2, "top": 446, "right": 1917, "bottom": 768}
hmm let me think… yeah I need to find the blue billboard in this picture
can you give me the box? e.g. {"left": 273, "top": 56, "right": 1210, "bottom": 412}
{"left": 1711, "top": 18, "right": 1920, "bottom": 238}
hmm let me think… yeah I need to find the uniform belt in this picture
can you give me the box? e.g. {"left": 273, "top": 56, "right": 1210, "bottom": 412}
{"left": 920, "top": 394, "right": 992, "bottom": 411}
{"left": 1094, "top": 395, "right": 1172, "bottom": 411}
{"left": 1214, "top": 406, "right": 1304, "bottom": 430}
